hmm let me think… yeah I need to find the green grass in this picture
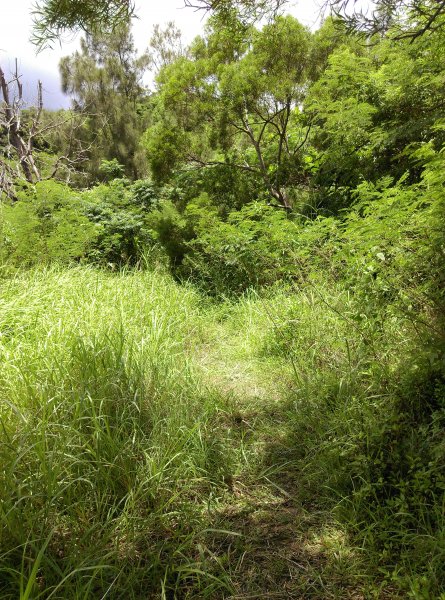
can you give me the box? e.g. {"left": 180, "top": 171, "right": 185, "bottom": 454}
{"left": 1, "top": 266, "right": 444, "bottom": 598}
{"left": 0, "top": 266, "right": 237, "bottom": 598}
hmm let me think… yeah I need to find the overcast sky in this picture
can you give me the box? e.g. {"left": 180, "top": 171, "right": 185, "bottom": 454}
{"left": 1, "top": 0, "right": 327, "bottom": 109}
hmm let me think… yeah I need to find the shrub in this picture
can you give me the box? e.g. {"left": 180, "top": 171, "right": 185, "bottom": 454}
{"left": 181, "top": 202, "right": 299, "bottom": 295}
{"left": 0, "top": 180, "right": 97, "bottom": 268}
{"left": 82, "top": 179, "right": 157, "bottom": 266}
{"left": 98, "top": 158, "right": 126, "bottom": 181}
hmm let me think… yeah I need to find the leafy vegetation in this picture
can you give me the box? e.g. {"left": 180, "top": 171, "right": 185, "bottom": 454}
{"left": 1, "top": 2, "right": 445, "bottom": 598}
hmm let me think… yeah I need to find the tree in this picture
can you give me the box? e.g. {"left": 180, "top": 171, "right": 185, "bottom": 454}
{"left": 32, "top": 0, "right": 136, "bottom": 49}
{"left": 147, "top": 22, "right": 188, "bottom": 72}
{"left": 146, "top": 15, "right": 312, "bottom": 209}
{"left": 303, "top": 20, "right": 445, "bottom": 212}
{"left": 216, "top": 16, "right": 311, "bottom": 209}
{"left": 182, "top": 0, "right": 288, "bottom": 21}
{"left": 326, "top": 0, "right": 445, "bottom": 40}
{"left": 59, "top": 25, "right": 150, "bottom": 180}
{"left": 0, "top": 61, "right": 43, "bottom": 191}
{"left": 31, "top": 0, "right": 445, "bottom": 52}
{"left": 31, "top": 0, "right": 288, "bottom": 49}
{"left": 1, "top": 62, "right": 89, "bottom": 198}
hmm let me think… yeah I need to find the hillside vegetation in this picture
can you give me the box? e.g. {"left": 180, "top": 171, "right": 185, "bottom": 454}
{"left": 1, "top": 173, "right": 443, "bottom": 597}
{"left": 1, "top": 2, "right": 445, "bottom": 598}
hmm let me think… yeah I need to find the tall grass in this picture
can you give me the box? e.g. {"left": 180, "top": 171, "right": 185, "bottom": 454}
{"left": 198, "top": 278, "right": 444, "bottom": 597}
{"left": 0, "top": 266, "right": 234, "bottom": 599}
{"left": 231, "top": 282, "right": 445, "bottom": 598}
{"left": 1, "top": 265, "right": 444, "bottom": 598}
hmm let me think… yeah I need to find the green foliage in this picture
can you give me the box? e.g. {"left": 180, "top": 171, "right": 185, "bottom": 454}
{"left": 305, "top": 29, "right": 445, "bottom": 212}
{"left": 81, "top": 179, "right": 156, "bottom": 266}
{"left": 3, "top": 6, "right": 445, "bottom": 598}
{"left": 328, "top": 0, "right": 445, "bottom": 41}
{"left": 59, "top": 25, "right": 150, "bottom": 181}
{"left": 0, "top": 267, "right": 235, "bottom": 598}
{"left": 181, "top": 202, "right": 297, "bottom": 294}
{"left": 0, "top": 179, "right": 165, "bottom": 269}
{"left": 145, "top": 200, "right": 192, "bottom": 268}
{"left": 0, "top": 181, "right": 97, "bottom": 267}
{"left": 32, "top": 0, "right": 135, "bottom": 49}
{"left": 98, "top": 158, "right": 125, "bottom": 181}
{"left": 145, "top": 15, "right": 312, "bottom": 208}
{"left": 144, "top": 122, "right": 188, "bottom": 185}
{"left": 253, "top": 141, "right": 445, "bottom": 596}
{"left": 130, "top": 179, "right": 160, "bottom": 210}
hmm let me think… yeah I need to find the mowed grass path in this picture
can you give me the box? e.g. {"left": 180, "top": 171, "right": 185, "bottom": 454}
{"left": 0, "top": 267, "right": 395, "bottom": 599}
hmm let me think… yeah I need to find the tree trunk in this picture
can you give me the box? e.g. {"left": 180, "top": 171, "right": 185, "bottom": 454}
{"left": 0, "top": 62, "right": 42, "bottom": 186}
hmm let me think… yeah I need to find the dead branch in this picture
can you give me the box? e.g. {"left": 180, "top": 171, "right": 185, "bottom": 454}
{"left": 0, "top": 61, "right": 42, "bottom": 186}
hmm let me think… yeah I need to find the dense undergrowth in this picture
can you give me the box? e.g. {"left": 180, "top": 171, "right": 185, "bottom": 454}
{"left": 1, "top": 9, "right": 445, "bottom": 599}
{"left": 1, "top": 168, "right": 444, "bottom": 598}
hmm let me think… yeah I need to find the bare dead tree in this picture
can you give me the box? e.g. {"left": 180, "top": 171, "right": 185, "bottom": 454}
{"left": 1, "top": 62, "right": 93, "bottom": 199}
{"left": 0, "top": 159, "right": 17, "bottom": 200}
{"left": 0, "top": 60, "right": 43, "bottom": 189}
{"left": 43, "top": 113, "right": 94, "bottom": 185}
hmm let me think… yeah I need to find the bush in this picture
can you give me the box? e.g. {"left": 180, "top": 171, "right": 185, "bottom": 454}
{"left": 98, "top": 158, "right": 126, "bottom": 181}
{"left": 0, "top": 178, "right": 167, "bottom": 269}
{"left": 180, "top": 202, "right": 299, "bottom": 295}
{"left": 264, "top": 144, "right": 445, "bottom": 596}
{"left": 145, "top": 193, "right": 218, "bottom": 271}
{"left": 81, "top": 179, "right": 157, "bottom": 266}
{"left": 0, "top": 180, "right": 97, "bottom": 268}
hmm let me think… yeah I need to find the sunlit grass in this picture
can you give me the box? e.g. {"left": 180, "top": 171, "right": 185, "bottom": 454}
{"left": 1, "top": 266, "right": 443, "bottom": 598}
{"left": 0, "top": 266, "right": 235, "bottom": 598}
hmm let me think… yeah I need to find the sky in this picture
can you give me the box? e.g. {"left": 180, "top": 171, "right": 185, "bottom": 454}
{"left": 0, "top": 0, "right": 328, "bottom": 109}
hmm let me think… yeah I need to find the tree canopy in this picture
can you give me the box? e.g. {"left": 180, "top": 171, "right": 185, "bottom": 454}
{"left": 327, "top": 0, "right": 445, "bottom": 39}
{"left": 59, "top": 25, "right": 150, "bottom": 180}
{"left": 32, "top": 0, "right": 136, "bottom": 48}
{"left": 32, "top": 0, "right": 445, "bottom": 49}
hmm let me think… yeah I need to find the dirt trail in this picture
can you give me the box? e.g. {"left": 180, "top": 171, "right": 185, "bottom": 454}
{"left": 194, "top": 321, "right": 374, "bottom": 599}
